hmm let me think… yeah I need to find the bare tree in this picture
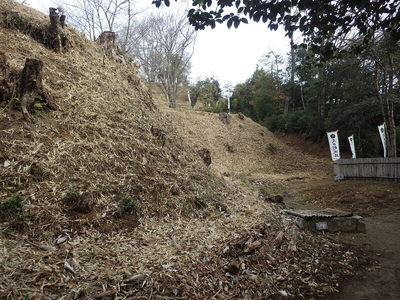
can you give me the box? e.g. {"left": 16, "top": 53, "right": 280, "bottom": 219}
{"left": 126, "top": 12, "right": 196, "bottom": 108}
{"left": 57, "top": 0, "right": 138, "bottom": 41}
{"left": 259, "top": 51, "right": 285, "bottom": 81}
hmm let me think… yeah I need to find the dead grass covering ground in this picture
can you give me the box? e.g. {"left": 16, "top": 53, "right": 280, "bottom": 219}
{"left": 0, "top": 1, "right": 370, "bottom": 299}
{"left": 274, "top": 132, "right": 331, "bottom": 159}
{"left": 0, "top": 0, "right": 224, "bottom": 225}
{"left": 165, "top": 109, "right": 330, "bottom": 178}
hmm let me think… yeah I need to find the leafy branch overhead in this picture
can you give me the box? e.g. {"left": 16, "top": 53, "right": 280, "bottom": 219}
{"left": 153, "top": 0, "right": 400, "bottom": 58}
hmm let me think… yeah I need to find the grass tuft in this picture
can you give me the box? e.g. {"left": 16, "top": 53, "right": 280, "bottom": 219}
{"left": 0, "top": 196, "right": 24, "bottom": 219}
{"left": 120, "top": 196, "right": 138, "bottom": 212}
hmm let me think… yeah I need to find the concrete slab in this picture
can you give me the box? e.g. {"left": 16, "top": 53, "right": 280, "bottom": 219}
{"left": 284, "top": 209, "right": 365, "bottom": 233}
{"left": 284, "top": 208, "right": 353, "bottom": 219}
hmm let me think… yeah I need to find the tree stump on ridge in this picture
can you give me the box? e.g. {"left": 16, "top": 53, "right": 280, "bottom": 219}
{"left": 97, "top": 31, "right": 117, "bottom": 59}
{"left": 97, "top": 31, "right": 126, "bottom": 64}
{"left": 219, "top": 112, "right": 231, "bottom": 125}
{"left": 49, "top": 7, "right": 66, "bottom": 52}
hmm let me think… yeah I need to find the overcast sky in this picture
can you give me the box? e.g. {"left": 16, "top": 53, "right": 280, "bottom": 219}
{"left": 24, "top": 0, "right": 290, "bottom": 86}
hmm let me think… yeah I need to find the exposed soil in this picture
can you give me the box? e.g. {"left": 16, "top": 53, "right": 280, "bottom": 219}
{"left": 276, "top": 132, "right": 400, "bottom": 298}
{"left": 284, "top": 179, "right": 400, "bottom": 299}
{"left": 333, "top": 213, "right": 400, "bottom": 300}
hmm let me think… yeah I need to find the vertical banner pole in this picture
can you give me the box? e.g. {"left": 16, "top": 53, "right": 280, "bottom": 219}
{"left": 348, "top": 135, "right": 356, "bottom": 159}
{"left": 378, "top": 124, "right": 387, "bottom": 158}
{"left": 327, "top": 130, "right": 341, "bottom": 161}
{"left": 187, "top": 90, "right": 192, "bottom": 110}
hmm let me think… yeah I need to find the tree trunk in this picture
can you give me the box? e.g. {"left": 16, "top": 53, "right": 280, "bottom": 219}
{"left": 168, "top": 89, "right": 177, "bottom": 108}
{"left": 375, "top": 60, "right": 397, "bottom": 157}
{"left": 386, "top": 115, "right": 397, "bottom": 157}
{"left": 378, "top": 92, "right": 397, "bottom": 157}
{"left": 386, "top": 50, "right": 397, "bottom": 157}
{"left": 317, "top": 69, "right": 326, "bottom": 136}
{"left": 377, "top": 95, "right": 397, "bottom": 157}
{"left": 300, "top": 84, "right": 305, "bottom": 110}
{"left": 60, "top": 15, "right": 66, "bottom": 29}
{"left": 282, "top": 50, "right": 289, "bottom": 114}
{"left": 287, "top": 36, "right": 295, "bottom": 114}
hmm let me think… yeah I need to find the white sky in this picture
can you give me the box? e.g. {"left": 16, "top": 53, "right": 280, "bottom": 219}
{"left": 23, "top": 0, "right": 290, "bottom": 86}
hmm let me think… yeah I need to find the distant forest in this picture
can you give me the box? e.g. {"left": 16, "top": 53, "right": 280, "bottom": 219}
{"left": 191, "top": 37, "right": 400, "bottom": 158}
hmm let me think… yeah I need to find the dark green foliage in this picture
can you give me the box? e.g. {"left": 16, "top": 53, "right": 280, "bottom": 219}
{"left": 199, "top": 98, "right": 228, "bottom": 113}
{"left": 154, "top": 0, "right": 399, "bottom": 61}
{"left": 190, "top": 77, "right": 222, "bottom": 108}
{"left": 231, "top": 68, "right": 281, "bottom": 122}
{"left": 268, "top": 111, "right": 321, "bottom": 140}
{"left": 120, "top": 196, "right": 138, "bottom": 212}
{"left": 228, "top": 38, "right": 400, "bottom": 157}
{"left": 0, "top": 196, "right": 24, "bottom": 219}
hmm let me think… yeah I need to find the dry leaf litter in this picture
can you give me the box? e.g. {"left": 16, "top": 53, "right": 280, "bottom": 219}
{"left": 0, "top": 1, "right": 371, "bottom": 299}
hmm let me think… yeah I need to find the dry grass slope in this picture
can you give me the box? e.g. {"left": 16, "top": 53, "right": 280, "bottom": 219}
{"left": 0, "top": 2, "right": 369, "bottom": 299}
{"left": 0, "top": 0, "right": 225, "bottom": 231}
{"left": 165, "top": 109, "right": 330, "bottom": 178}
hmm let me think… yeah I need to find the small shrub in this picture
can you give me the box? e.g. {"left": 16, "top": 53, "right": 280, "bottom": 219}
{"left": 121, "top": 196, "right": 138, "bottom": 212}
{"left": 0, "top": 196, "right": 24, "bottom": 219}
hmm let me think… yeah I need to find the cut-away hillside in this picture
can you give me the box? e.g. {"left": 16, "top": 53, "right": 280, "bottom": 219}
{"left": 165, "top": 110, "right": 330, "bottom": 179}
{"left": 0, "top": 0, "right": 225, "bottom": 228}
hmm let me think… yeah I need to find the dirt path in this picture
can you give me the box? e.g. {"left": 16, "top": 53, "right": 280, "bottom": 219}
{"left": 330, "top": 212, "right": 400, "bottom": 299}
{"left": 284, "top": 179, "right": 400, "bottom": 299}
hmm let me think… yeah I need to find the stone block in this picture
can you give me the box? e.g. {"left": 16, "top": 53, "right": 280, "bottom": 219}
{"left": 296, "top": 215, "right": 365, "bottom": 233}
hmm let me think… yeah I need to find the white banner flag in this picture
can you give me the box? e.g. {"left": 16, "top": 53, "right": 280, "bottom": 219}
{"left": 348, "top": 135, "right": 356, "bottom": 159}
{"left": 327, "top": 131, "right": 340, "bottom": 161}
{"left": 378, "top": 123, "right": 387, "bottom": 157}
{"left": 187, "top": 91, "right": 192, "bottom": 109}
